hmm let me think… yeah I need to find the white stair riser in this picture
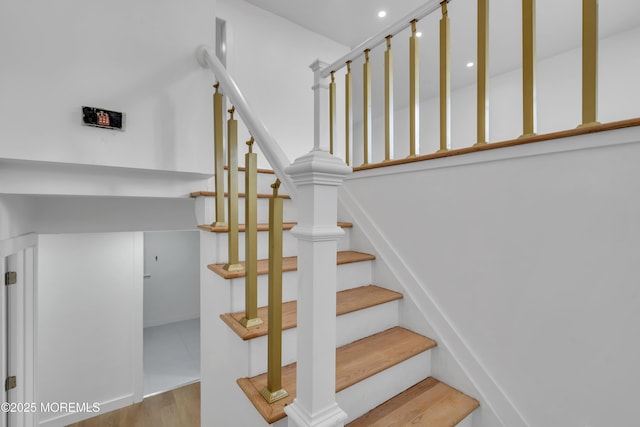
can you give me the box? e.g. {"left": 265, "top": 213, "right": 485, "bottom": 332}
{"left": 212, "top": 230, "right": 299, "bottom": 262}
{"left": 337, "top": 351, "right": 432, "bottom": 424}
{"left": 246, "top": 301, "right": 400, "bottom": 376}
{"left": 195, "top": 196, "right": 297, "bottom": 225}
{"left": 210, "top": 228, "right": 351, "bottom": 263}
{"left": 227, "top": 260, "right": 374, "bottom": 313}
{"left": 337, "top": 261, "right": 373, "bottom": 291}
{"left": 206, "top": 171, "right": 289, "bottom": 195}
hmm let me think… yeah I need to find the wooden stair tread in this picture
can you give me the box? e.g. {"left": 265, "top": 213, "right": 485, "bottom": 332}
{"left": 346, "top": 377, "right": 480, "bottom": 427}
{"left": 190, "top": 191, "right": 291, "bottom": 199}
{"left": 220, "top": 285, "right": 403, "bottom": 340}
{"left": 198, "top": 222, "right": 352, "bottom": 233}
{"left": 237, "top": 327, "right": 437, "bottom": 424}
{"left": 208, "top": 250, "right": 375, "bottom": 280}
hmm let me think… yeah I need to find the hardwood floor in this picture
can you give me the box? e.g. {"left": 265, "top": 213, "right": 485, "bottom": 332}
{"left": 66, "top": 382, "right": 199, "bottom": 427}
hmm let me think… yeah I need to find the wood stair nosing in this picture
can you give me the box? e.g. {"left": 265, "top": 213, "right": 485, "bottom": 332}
{"left": 198, "top": 221, "right": 353, "bottom": 233}
{"left": 208, "top": 250, "right": 375, "bottom": 280}
{"left": 346, "top": 377, "right": 480, "bottom": 427}
{"left": 236, "top": 326, "right": 437, "bottom": 424}
{"left": 190, "top": 191, "right": 291, "bottom": 199}
{"left": 220, "top": 285, "right": 403, "bottom": 341}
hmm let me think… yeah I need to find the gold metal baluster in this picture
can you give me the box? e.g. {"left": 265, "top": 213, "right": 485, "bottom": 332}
{"left": 260, "top": 179, "right": 288, "bottom": 404}
{"left": 475, "top": 0, "right": 489, "bottom": 146}
{"left": 409, "top": 19, "right": 420, "bottom": 157}
{"left": 345, "top": 61, "right": 353, "bottom": 166}
{"left": 385, "top": 35, "right": 394, "bottom": 161}
{"left": 223, "top": 107, "right": 243, "bottom": 272}
{"left": 579, "top": 0, "right": 599, "bottom": 128}
{"left": 212, "top": 83, "right": 227, "bottom": 227}
{"left": 329, "top": 71, "right": 336, "bottom": 155}
{"left": 363, "top": 49, "right": 372, "bottom": 165}
{"left": 521, "top": 0, "right": 537, "bottom": 137}
{"left": 438, "top": 1, "right": 451, "bottom": 153}
{"left": 240, "top": 137, "right": 262, "bottom": 327}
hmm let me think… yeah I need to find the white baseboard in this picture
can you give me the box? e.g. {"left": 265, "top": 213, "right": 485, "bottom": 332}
{"left": 338, "top": 187, "right": 528, "bottom": 427}
{"left": 143, "top": 312, "right": 200, "bottom": 328}
{"left": 38, "top": 394, "right": 134, "bottom": 427}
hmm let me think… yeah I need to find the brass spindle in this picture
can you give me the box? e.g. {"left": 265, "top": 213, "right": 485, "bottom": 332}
{"left": 240, "top": 137, "right": 262, "bottom": 327}
{"left": 329, "top": 71, "right": 336, "bottom": 155}
{"left": 580, "top": 0, "right": 599, "bottom": 127}
{"left": 385, "top": 36, "right": 394, "bottom": 161}
{"left": 345, "top": 61, "right": 353, "bottom": 166}
{"left": 223, "top": 106, "right": 243, "bottom": 272}
{"left": 521, "top": 0, "right": 537, "bottom": 137}
{"left": 260, "top": 179, "right": 288, "bottom": 404}
{"left": 409, "top": 19, "right": 420, "bottom": 157}
{"left": 212, "top": 83, "right": 227, "bottom": 227}
{"left": 363, "top": 49, "right": 372, "bottom": 165}
{"left": 475, "top": 0, "right": 489, "bottom": 146}
{"left": 438, "top": 1, "right": 451, "bottom": 153}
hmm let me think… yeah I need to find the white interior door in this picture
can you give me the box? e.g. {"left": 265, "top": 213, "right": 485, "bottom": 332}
{"left": 0, "top": 234, "right": 37, "bottom": 427}
{"left": 1, "top": 258, "right": 7, "bottom": 427}
{"left": 5, "top": 252, "right": 24, "bottom": 427}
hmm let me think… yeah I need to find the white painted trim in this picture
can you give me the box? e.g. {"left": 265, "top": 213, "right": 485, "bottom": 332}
{"left": 285, "top": 400, "right": 347, "bottom": 427}
{"left": 38, "top": 394, "right": 134, "bottom": 427}
{"left": 338, "top": 187, "right": 529, "bottom": 427}
{"left": 132, "top": 232, "right": 144, "bottom": 403}
{"left": 0, "top": 158, "right": 210, "bottom": 198}
{"left": 346, "top": 126, "right": 640, "bottom": 182}
{"left": 0, "top": 233, "right": 37, "bottom": 258}
{"left": 24, "top": 246, "right": 37, "bottom": 427}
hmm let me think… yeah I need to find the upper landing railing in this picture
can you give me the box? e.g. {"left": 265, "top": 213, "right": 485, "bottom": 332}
{"left": 318, "top": 0, "right": 610, "bottom": 170}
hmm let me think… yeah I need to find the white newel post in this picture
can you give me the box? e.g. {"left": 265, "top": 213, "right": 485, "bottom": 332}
{"left": 284, "top": 60, "right": 351, "bottom": 427}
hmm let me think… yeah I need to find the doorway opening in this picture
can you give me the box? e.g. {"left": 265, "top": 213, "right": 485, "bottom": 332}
{"left": 143, "top": 230, "right": 200, "bottom": 397}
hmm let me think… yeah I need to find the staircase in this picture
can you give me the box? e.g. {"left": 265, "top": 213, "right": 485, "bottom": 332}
{"left": 195, "top": 168, "right": 479, "bottom": 426}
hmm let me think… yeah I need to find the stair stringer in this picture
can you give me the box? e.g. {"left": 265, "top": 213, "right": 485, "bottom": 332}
{"left": 338, "top": 185, "right": 527, "bottom": 427}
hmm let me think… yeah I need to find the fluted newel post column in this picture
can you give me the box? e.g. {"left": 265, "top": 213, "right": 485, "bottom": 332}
{"left": 284, "top": 59, "right": 350, "bottom": 427}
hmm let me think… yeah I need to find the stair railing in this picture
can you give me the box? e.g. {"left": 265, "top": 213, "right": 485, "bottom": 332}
{"left": 320, "top": 0, "right": 602, "bottom": 169}
{"left": 197, "top": 46, "right": 298, "bottom": 200}
{"left": 199, "top": 48, "right": 290, "bottom": 403}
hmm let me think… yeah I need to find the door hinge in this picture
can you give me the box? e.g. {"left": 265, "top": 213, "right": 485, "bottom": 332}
{"left": 5, "top": 376, "right": 16, "bottom": 391}
{"left": 5, "top": 271, "right": 17, "bottom": 286}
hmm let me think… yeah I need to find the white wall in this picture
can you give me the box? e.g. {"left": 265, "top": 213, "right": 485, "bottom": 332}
{"left": 38, "top": 232, "right": 143, "bottom": 426}
{"left": 217, "top": 0, "right": 349, "bottom": 168}
{"left": 349, "top": 26, "right": 640, "bottom": 164}
{"left": 143, "top": 231, "right": 200, "bottom": 327}
{"left": 0, "top": 196, "right": 37, "bottom": 241}
{"left": 340, "top": 126, "right": 640, "bottom": 427}
{"left": 0, "top": 0, "right": 216, "bottom": 174}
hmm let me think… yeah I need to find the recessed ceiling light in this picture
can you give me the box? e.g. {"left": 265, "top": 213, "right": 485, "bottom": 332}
{"left": 416, "top": 31, "right": 423, "bottom": 38}
{"left": 466, "top": 62, "right": 475, "bottom": 68}
{"left": 378, "top": 10, "right": 387, "bottom": 18}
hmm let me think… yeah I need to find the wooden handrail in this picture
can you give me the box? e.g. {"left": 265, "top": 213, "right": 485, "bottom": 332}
{"left": 196, "top": 45, "right": 298, "bottom": 201}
